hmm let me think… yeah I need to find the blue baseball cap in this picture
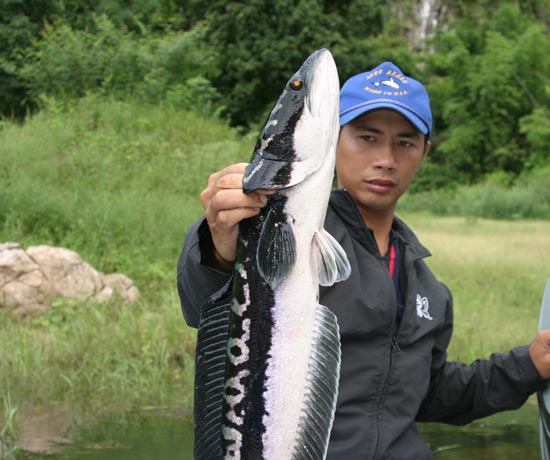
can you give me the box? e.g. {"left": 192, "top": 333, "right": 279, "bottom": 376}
{"left": 339, "top": 62, "right": 432, "bottom": 139}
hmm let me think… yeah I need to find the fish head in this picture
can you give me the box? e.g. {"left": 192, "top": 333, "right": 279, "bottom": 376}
{"left": 243, "top": 48, "right": 340, "bottom": 193}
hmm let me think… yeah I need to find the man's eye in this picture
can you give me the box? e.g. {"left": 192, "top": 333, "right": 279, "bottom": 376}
{"left": 360, "top": 135, "right": 375, "bottom": 142}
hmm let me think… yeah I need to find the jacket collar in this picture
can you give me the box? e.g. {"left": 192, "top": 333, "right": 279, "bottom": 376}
{"left": 329, "top": 189, "right": 431, "bottom": 261}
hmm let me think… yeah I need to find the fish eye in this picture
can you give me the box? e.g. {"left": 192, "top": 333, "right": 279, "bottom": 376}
{"left": 290, "top": 80, "right": 303, "bottom": 91}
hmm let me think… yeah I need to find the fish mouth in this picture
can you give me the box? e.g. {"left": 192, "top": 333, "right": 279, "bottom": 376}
{"left": 303, "top": 49, "right": 339, "bottom": 118}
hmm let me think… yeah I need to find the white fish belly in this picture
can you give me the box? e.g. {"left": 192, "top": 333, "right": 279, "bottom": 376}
{"left": 261, "top": 245, "right": 319, "bottom": 458}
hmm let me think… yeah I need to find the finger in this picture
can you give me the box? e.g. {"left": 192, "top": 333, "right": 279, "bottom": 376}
{"left": 201, "top": 174, "right": 246, "bottom": 210}
{"left": 202, "top": 173, "right": 244, "bottom": 205}
{"left": 207, "top": 163, "right": 248, "bottom": 187}
{"left": 208, "top": 188, "right": 267, "bottom": 215}
{"left": 215, "top": 172, "right": 246, "bottom": 190}
{"left": 213, "top": 207, "right": 262, "bottom": 230}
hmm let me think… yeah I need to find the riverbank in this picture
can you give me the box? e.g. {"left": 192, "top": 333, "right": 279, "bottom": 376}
{"left": 2, "top": 213, "right": 549, "bottom": 455}
{"left": 1, "top": 97, "right": 549, "bottom": 455}
{"left": 0, "top": 292, "right": 196, "bottom": 456}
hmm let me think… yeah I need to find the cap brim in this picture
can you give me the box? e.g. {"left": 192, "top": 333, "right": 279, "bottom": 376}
{"left": 340, "top": 102, "right": 429, "bottom": 136}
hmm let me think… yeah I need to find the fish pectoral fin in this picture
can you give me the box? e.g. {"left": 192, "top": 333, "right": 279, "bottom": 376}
{"left": 293, "top": 303, "right": 340, "bottom": 460}
{"left": 194, "top": 283, "right": 232, "bottom": 460}
{"left": 257, "top": 208, "right": 297, "bottom": 288}
{"left": 313, "top": 228, "right": 351, "bottom": 286}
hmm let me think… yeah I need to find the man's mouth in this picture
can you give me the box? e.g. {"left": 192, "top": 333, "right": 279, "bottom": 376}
{"left": 365, "top": 178, "right": 396, "bottom": 193}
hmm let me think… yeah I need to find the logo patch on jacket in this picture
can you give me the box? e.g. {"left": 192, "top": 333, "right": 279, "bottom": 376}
{"left": 416, "top": 294, "right": 433, "bottom": 320}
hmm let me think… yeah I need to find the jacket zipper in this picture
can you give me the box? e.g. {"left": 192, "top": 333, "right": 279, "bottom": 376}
{"left": 368, "top": 247, "right": 404, "bottom": 460}
{"left": 370, "top": 333, "right": 401, "bottom": 460}
{"left": 370, "top": 258, "right": 413, "bottom": 458}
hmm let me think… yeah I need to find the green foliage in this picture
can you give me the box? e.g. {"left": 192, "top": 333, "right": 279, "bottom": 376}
{"left": 519, "top": 108, "right": 550, "bottom": 167}
{"left": 401, "top": 167, "right": 550, "bottom": 220}
{"left": 1, "top": 0, "right": 549, "bottom": 187}
{"left": 201, "top": 0, "right": 421, "bottom": 126}
{"left": 31, "top": 298, "right": 81, "bottom": 332}
{"left": 0, "top": 0, "right": 57, "bottom": 117}
{"left": 17, "top": 17, "right": 223, "bottom": 114}
{"left": 203, "top": 0, "right": 343, "bottom": 126}
{"left": 422, "top": 3, "right": 550, "bottom": 188}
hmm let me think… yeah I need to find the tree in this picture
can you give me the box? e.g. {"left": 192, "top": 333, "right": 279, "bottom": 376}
{"left": 418, "top": 2, "right": 550, "bottom": 189}
{"left": 200, "top": 0, "right": 344, "bottom": 126}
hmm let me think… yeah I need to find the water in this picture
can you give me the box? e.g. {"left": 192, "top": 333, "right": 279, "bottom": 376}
{"left": 15, "top": 403, "right": 543, "bottom": 459}
{"left": 15, "top": 410, "right": 194, "bottom": 460}
{"left": 419, "top": 402, "right": 541, "bottom": 459}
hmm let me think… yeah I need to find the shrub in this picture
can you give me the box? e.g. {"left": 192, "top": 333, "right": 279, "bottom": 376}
{"left": 400, "top": 168, "right": 550, "bottom": 220}
{"left": 18, "top": 17, "right": 222, "bottom": 113}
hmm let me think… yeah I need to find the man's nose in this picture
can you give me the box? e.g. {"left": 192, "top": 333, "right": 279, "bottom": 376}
{"left": 373, "top": 144, "right": 397, "bottom": 170}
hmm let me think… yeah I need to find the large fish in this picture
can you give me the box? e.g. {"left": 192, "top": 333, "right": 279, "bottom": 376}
{"left": 193, "top": 48, "right": 351, "bottom": 460}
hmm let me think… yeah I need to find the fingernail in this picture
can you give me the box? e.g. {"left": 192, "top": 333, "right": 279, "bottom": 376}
{"left": 259, "top": 195, "right": 268, "bottom": 204}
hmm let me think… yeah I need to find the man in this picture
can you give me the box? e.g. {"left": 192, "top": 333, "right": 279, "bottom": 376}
{"left": 177, "top": 61, "right": 550, "bottom": 459}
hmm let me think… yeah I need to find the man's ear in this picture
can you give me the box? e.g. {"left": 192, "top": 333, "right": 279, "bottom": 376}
{"left": 423, "top": 140, "right": 431, "bottom": 161}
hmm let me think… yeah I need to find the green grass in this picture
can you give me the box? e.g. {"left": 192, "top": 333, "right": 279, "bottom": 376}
{"left": 0, "top": 95, "right": 253, "bottom": 296}
{"left": 399, "top": 168, "right": 550, "bottom": 220}
{"left": 1, "top": 95, "right": 549, "bottom": 452}
{"left": 0, "top": 292, "right": 196, "bottom": 412}
{"left": 0, "top": 388, "right": 16, "bottom": 460}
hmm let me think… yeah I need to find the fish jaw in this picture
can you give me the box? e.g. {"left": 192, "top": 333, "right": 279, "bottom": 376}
{"left": 243, "top": 48, "right": 340, "bottom": 193}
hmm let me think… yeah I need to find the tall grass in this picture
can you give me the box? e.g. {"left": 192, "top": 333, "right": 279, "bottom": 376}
{"left": 399, "top": 168, "right": 550, "bottom": 220}
{"left": 0, "top": 388, "right": 16, "bottom": 460}
{"left": 0, "top": 95, "right": 252, "bottom": 294}
{"left": 0, "top": 292, "right": 196, "bottom": 414}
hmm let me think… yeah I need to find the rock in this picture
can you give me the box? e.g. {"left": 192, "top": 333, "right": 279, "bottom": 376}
{"left": 0, "top": 243, "right": 140, "bottom": 316}
{"left": 101, "top": 273, "right": 140, "bottom": 304}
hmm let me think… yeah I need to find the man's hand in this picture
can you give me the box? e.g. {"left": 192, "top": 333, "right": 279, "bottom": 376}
{"left": 529, "top": 330, "right": 550, "bottom": 379}
{"left": 200, "top": 163, "right": 269, "bottom": 270}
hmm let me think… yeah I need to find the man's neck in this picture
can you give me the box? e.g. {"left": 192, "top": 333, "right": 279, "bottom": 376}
{"left": 358, "top": 208, "right": 395, "bottom": 256}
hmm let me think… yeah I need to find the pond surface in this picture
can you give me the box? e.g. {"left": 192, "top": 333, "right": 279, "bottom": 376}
{"left": 15, "top": 401, "right": 543, "bottom": 459}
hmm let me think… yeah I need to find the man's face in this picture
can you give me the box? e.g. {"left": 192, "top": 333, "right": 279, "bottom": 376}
{"left": 336, "top": 109, "right": 430, "bottom": 220}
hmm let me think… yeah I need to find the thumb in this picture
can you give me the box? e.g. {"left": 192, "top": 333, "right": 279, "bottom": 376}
{"left": 529, "top": 329, "right": 550, "bottom": 379}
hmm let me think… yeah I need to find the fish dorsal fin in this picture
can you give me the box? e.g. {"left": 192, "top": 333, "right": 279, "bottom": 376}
{"left": 257, "top": 208, "right": 296, "bottom": 288}
{"left": 193, "top": 282, "right": 232, "bottom": 460}
{"left": 293, "top": 303, "right": 341, "bottom": 460}
{"left": 313, "top": 228, "right": 351, "bottom": 286}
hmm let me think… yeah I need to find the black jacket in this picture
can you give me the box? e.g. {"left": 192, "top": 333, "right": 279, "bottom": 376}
{"left": 177, "top": 189, "right": 546, "bottom": 460}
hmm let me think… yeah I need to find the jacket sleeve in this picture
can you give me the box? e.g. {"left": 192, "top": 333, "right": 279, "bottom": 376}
{"left": 176, "top": 217, "right": 232, "bottom": 328}
{"left": 417, "top": 284, "right": 547, "bottom": 425}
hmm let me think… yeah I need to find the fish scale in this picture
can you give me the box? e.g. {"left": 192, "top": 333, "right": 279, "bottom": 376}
{"left": 193, "top": 49, "right": 351, "bottom": 460}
